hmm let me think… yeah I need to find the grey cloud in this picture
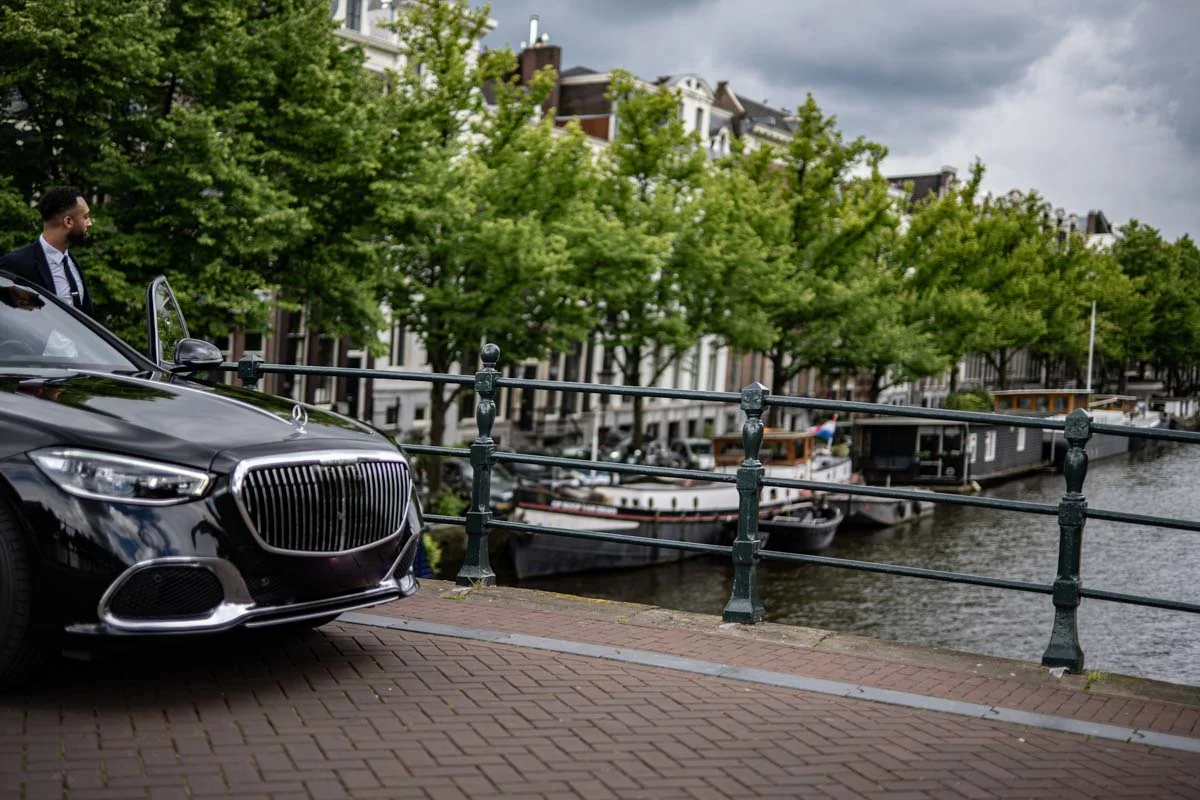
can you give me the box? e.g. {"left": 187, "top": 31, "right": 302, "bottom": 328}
{"left": 478, "top": 0, "right": 1199, "bottom": 237}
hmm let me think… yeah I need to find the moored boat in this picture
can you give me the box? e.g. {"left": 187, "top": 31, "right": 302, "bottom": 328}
{"left": 759, "top": 502, "right": 843, "bottom": 553}
{"left": 829, "top": 492, "right": 936, "bottom": 529}
{"left": 992, "top": 390, "right": 1163, "bottom": 469}
{"left": 508, "top": 429, "right": 854, "bottom": 578}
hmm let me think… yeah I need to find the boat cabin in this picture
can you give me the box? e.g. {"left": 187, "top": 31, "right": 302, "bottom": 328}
{"left": 852, "top": 417, "right": 1047, "bottom": 488}
{"left": 991, "top": 389, "right": 1140, "bottom": 417}
{"left": 711, "top": 430, "right": 823, "bottom": 468}
{"left": 991, "top": 389, "right": 1089, "bottom": 416}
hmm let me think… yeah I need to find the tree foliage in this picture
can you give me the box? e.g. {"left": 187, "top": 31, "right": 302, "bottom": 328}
{"left": 372, "top": 0, "right": 598, "bottom": 453}
{"left": 0, "top": 0, "right": 387, "bottom": 346}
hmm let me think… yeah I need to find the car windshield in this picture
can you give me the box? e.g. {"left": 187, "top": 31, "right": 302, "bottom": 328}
{"left": 0, "top": 278, "right": 140, "bottom": 372}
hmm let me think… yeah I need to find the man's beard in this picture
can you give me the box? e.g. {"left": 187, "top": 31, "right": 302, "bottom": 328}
{"left": 66, "top": 227, "right": 88, "bottom": 247}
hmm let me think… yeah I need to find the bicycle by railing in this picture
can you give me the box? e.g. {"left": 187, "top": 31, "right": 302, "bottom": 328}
{"left": 226, "top": 344, "right": 1200, "bottom": 674}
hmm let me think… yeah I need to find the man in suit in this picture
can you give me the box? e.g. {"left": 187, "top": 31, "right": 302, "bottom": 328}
{"left": 0, "top": 186, "right": 94, "bottom": 315}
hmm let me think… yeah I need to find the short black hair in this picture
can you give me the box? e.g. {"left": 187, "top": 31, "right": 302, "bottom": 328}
{"left": 38, "top": 186, "right": 83, "bottom": 221}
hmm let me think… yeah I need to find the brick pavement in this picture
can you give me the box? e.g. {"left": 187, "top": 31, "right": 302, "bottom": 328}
{"left": 368, "top": 580, "right": 1200, "bottom": 740}
{"left": 1, "top": 582, "right": 1199, "bottom": 799}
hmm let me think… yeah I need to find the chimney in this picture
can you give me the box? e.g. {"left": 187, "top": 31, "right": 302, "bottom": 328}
{"left": 939, "top": 164, "right": 958, "bottom": 196}
{"left": 515, "top": 15, "right": 561, "bottom": 113}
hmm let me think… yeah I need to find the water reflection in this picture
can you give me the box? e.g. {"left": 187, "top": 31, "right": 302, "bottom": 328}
{"left": 517, "top": 443, "right": 1200, "bottom": 686}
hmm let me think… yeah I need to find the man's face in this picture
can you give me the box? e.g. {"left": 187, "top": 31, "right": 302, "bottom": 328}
{"left": 63, "top": 197, "right": 92, "bottom": 246}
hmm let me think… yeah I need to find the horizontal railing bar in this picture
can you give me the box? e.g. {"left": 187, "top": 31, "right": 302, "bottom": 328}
{"left": 218, "top": 362, "right": 475, "bottom": 386}
{"left": 403, "top": 445, "right": 470, "bottom": 458}
{"left": 431, "top": 517, "right": 1197, "bottom": 615}
{"left": 1088, "top": 422, "right": 1200, "bottom": 444}
{"left": 762, "top": 476, "right": 1059, "bottom": 516}
{"left": 425, "top": 514, "right": 466, "bottom": 526}
{"left": 757, "top": 549, "right": 1054, "bottom": 593}
{"left": 492, "top": 377, "right": 742, "bottom": 405}
{"left": 766, "top": 394, "right": 1066, "bottom": 430}
{"left": 491, "top": 452, "right": 738, "bottom": 484}
{"left": 221, "top": 359, "right": 1200, "bottom": 445}
{"left": 490, "top": 519, "right": 733, "bottom": 557}
{"left": 1085, "top": 508, "right": 1200, "bottom": 534}
{"left": 1079, "top": 587, "right": 1200, "bottom": 614}
{"left": 760, "top": 476, "right": 1200, "bottom": 534}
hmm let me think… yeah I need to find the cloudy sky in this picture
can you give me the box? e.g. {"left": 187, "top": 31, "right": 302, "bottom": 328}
{"left": 477, "top": 1, "right": 1198, "bottom": 240}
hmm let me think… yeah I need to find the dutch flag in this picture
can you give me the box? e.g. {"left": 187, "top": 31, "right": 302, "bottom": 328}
{"left": 810, "top": 415, "right": 838, "bottom": 441}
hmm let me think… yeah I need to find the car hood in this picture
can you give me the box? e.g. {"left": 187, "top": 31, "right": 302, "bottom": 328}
{"left": 0, "top": 370, "right": 391, "bottom": 471}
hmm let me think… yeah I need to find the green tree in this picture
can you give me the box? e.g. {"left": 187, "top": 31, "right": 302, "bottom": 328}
{"left": 737, "top": 95, "right": 895, "bottom": 419}
{"left": 892, "top": 161, "right": 990, "bottom": 394}
{"left": 1, "top": 0, "right": 387, "bottom": 347}
{"left": 372, "top": 0, "right": 597, "bottom": 457}
{"left": 1114, "top": 224, "right": 1200, "bottom": 395}
{"left": 572, "top": 70, "right": 710, "bottom": 449}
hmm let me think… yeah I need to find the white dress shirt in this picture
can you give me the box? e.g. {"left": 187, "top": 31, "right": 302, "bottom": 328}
{"left": 38, "top": 234, "right": 84, "bottom": 305}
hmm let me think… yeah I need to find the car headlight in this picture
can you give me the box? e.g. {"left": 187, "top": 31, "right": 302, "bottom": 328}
{"left": 30, "top": 448, "right": 212, "bottom": 505}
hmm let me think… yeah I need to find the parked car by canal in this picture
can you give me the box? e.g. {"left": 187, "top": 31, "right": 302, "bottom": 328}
{"left": 0, "top": 273, "right": 423, "bottom": 688}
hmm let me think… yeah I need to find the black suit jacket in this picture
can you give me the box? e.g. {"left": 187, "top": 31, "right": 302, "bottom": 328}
{"left": 0, "top": 240, "right": 93, "bottom": 316}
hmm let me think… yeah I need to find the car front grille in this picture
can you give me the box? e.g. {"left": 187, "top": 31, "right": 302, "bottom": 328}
{"left": 234, "top": 453, "right": 411, "bottom": 555}
{"left": 107, "top": 566, "right": 225, "bottom": 620}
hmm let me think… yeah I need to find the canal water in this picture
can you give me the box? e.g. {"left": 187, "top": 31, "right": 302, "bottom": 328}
{"left": 515, "top": 442, "right": 1200, "bottom": 686}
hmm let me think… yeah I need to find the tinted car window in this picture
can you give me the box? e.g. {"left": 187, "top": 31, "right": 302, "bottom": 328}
{"left": 0, "top": 279, "right": 139, "bottom": 372}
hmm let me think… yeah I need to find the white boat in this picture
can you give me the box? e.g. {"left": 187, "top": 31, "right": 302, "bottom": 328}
{"left": 509, "top": 430, "right": 854, "bottom": 578}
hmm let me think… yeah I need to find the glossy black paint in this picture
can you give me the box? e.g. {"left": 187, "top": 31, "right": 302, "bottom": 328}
{"left": 0, "top": 271, "right": 419, "bottom": 637}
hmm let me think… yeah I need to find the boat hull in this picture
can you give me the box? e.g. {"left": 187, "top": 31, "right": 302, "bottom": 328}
{"left": 760, "top": 506, "right": 842, "bottom": 553}
{"left": 508, "top": 505, "right": 730, "bottom": 579}
{"left": 1044, "top": 430, "right": 1129, "bottom": 468}
{"left": 830, "top": 494, "right": 935, "bottom": 529}
{"left": 509, "top": 453, "right": 855, "bottom": 579}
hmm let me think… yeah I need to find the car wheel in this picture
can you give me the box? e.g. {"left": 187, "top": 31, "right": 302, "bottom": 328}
{"left": 0, "top": 500, "right": 48, "bottom": 689}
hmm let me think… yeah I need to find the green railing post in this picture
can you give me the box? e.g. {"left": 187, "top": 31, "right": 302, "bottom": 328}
{"left": 1042, "top": 408, "right": 1092, "bottom": 672}
{"left": 456, "top": 343, "right": 499, "bottom": 587}
{"left": 237, "top": 353, "right": 263, "bottom": 390}
{"left": 723, "top": 382, "right": 768, "bottom": 624}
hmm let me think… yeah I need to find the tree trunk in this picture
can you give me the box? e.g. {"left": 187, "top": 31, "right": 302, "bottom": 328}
{"left": 425, "top": 353, "right": 452, "bottom": 499}
{"left": 997, "top": 349, "right": 1010, "bottom": 391}
{"left": 949, "top": 358, "right": 959, "bottom": 395}
{"left": 869, "top": 367, "right": 886, "bottom": 404}
{"left": 768, "top": 344, "right": 791, "bottom": 428}
{"left": 625, "top": 344, "right": 644, "bottom": 453}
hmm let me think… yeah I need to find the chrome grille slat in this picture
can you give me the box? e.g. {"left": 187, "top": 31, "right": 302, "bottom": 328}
{"left": 234, "top": 453, "right": 410, "bottom": 556}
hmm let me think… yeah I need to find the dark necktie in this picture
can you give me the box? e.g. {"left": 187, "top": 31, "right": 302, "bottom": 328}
{"left": 62, "top": 254, "right": 82, "bottom": 308}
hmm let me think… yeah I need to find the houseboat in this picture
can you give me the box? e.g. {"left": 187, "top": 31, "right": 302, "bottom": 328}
{"left": 991, "top": 389, "right": 1166, "bottom": 468}
{"left": 508, "top": 431, "right": 853, "bottom": 578}
{"left": 709, "top": 429, "right": 855, "bottom": 504}
{"left": 851, "top": 416, "right": 1047, "bottom": 490}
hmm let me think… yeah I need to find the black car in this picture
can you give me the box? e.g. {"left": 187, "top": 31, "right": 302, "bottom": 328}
{"left": 0, "top": 273, "right": 422, "bottom": 687}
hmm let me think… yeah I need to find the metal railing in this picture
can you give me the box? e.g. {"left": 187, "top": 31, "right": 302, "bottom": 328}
{"left": 226, "top": 345, "right": 1200, "bottom": 674}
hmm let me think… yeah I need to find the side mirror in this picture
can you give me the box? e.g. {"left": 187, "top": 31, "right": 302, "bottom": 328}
{"left": 170, "top": 337, "right": 224, "bottom": 373}
{"left": 145, "top": 276, "right": 190, "bottom": 366}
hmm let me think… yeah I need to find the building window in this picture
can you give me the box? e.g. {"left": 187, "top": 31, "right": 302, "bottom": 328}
{"left": 694, "top": 106, "right": 704, "bottom": 133}
{"left": 345, "top": 0, "right": 362, "bottom": 32}
{"left": 414, "top": 405, "right": 426, "bottom": 421}
{"left": 1016, "top": 427, "right": 1026, "bottom": 452}
{"left": 459, "top": 390, "right": 475, "bottom": 422}
{"left": 385, "top": 402, "right": 399, "bottom": 426}
{"left": 984, "top": 431, "right": 997, "bottom": 462}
